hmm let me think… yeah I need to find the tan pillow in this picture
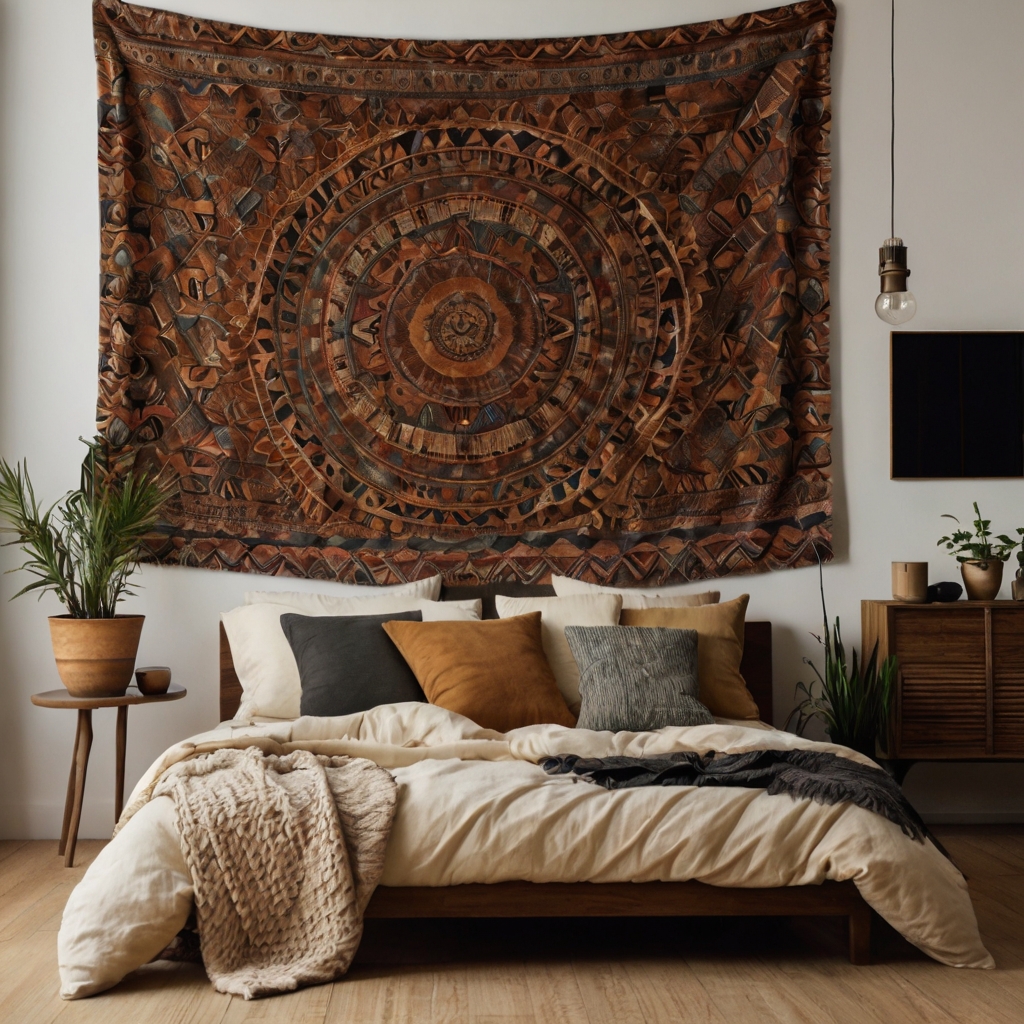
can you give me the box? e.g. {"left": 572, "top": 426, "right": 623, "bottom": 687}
{"left": 383, "top": 613, "right": 576, "bottom": 732}
{"left": 551, "top": 574, "right": 720, "bottom": 611}
{"left": 621, "top": 595, "right": 759, "bottom": 720}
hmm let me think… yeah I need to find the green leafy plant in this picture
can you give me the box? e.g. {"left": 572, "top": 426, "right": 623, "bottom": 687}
{"left": 0, "top": 437, "right": 168, "bottom": 618}
{"left": 938, "top": 502, "right": 1017, "bottom": 565}
{"left": 786, "top": 556, "right": 897, "bottom": 759}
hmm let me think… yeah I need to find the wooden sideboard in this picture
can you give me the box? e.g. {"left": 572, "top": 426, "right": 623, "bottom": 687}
{"left": 862, "top": 600, "right": 1024, "bottom": 764}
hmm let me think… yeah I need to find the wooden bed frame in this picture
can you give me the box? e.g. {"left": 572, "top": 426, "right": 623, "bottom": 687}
{"left": 218, "top": 588, "right": 873, "bottom": 964}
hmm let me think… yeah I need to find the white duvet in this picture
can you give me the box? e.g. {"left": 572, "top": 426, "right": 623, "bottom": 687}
{"left": 58, "top": 703, "right": 993, "bottom": 998}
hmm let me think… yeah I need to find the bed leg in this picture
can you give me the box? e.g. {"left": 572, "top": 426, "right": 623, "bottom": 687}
{"left": 848, "top": 902, "right": 872, "bottom": 965}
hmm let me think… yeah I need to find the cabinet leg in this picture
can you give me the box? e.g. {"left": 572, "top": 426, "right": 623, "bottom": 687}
{"left": 848, "top": 901, "right": 872, "bottom": 965}
{"left": 115, "top": 705, "right": 127, "bottom": 824}
{"left": 64, "top": 710, "right": 93, "bottom": 868}
{"left": 58, "top": 719, "right": 82, "bottom": 857}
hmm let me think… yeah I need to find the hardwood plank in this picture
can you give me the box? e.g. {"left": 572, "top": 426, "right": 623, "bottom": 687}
{"left": 977, "top": 834, "right": 1024, "bottom": 873}
{"left": 0, "top": 840, "right": 27, "bottom": 864}
{"left": 220, "top": 980, "right": 331, "bottom": 1024}
{"left": 466, "top": 961, "right": 533, "bottom": 1020}
{"left": 0, "top": 881, "right": 69, "bottom": 942}
{"left": 323, "top": 968, "right": 390, "bottom": 1024}
{"left": 68, "top": 962, "right": 230, "bottom": 1024}
{"left": 524, "top": 962, "right": 590, "bottom": 1024}
{"left": 936, "top": 835, "right": 1022, "bottom": 881}
{"left": 431, "top": 964, "right": 470, "bottom": 1024}
{"left": 893, "top": 959, "right": 1024, "bottom": 1024}
{"left": 0, "top": 928, "right": 67, "bottom": 1024}
{"left": 371, "top": 965, "right": 434, "bottom": 1024}
{"left": 571, "top": 961, "right": 645, "bottom": 1024}
{"left": 625, "top": 958, "right": 729, "bottom": 1024}
{"left": 681, "top": 958, "right": 795, "bottom": 1024}
{"left": 775, "top": 957, "right": 960, "bottom": 1024}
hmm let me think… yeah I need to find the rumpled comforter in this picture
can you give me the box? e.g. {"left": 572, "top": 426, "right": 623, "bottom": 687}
{"left": 58, "top": 703, "right": 993, "bottom": 998}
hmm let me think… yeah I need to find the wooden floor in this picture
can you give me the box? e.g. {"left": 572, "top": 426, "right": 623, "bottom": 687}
{"left": 2, "top": 826, "right": 1023, "bottom": 1024}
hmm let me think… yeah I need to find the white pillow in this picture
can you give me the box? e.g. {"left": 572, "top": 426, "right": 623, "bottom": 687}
{"left": 551, "top": 574, "right": 720, "bottom": 610}
{"left": 495, "top": 593, "right": 621, "bottom": 715}
{"left": 222, "top": 597, "right": 482, "bottom": 720}
{"left": 244, "top": 574, "right": 441, "bottom": 606}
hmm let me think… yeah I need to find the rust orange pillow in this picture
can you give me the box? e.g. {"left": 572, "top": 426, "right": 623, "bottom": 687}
{"left": 621, "top": 595, "right": 759, "bottom": 720}
{"left": 382, "top": 612, "right": 576, "bottom": 732}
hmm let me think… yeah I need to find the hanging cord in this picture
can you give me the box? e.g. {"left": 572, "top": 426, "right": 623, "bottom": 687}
{"left": 890, "top": 0, "right": 895, "bottom": 238}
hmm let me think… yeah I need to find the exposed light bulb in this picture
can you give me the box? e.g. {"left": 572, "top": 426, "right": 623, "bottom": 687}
{"left": 875, "top": 289, "right": 917, "bottom": 325}
{"left": 875, "top": 236, "right": 916, "bottom": 325}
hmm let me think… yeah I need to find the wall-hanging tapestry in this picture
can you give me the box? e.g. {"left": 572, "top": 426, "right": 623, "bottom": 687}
{"left": 95, "top": 0, "right": 833, "bottom": 585}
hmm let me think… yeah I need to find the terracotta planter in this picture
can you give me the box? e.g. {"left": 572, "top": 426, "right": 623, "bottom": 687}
{"left": 48, "top": 615, "right": 145, "bottom": 698}
{"left": 960, "top": 560, "right": 1003, "bottom": 602}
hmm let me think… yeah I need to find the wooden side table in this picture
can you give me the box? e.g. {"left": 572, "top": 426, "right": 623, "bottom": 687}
{"left": 31, "top": 683, "right": 186, "bottom": 867}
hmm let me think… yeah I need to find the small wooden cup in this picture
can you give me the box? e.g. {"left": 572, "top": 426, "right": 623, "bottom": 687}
{"left": 135, "top": 666, "right": 172, "bottom": 695}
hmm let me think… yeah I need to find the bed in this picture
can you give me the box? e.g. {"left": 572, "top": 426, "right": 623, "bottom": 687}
{"left": 210, "top": 582, "right": 861, "bottom": 966}
{"left": 56, "top": 582, "right": 993, "bottom": 999}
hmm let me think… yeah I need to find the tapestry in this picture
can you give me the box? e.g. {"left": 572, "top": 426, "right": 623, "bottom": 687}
{"left": 94, "top": 0, "right": 833, "bottom": 585}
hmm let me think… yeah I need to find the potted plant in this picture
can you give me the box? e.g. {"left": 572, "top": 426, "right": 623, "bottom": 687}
{"left": 937, "top": 502, "right": 1018, "bottom": 601}
{"left": 787, "top": 556, "right": 897, "bottom": 760}
{"left": 0, "top": 437, "right": 168, "bottom": 697}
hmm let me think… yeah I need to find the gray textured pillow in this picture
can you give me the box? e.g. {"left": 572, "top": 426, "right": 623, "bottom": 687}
{"left": 565, "top": 625, "right": 714, "bottom": 732}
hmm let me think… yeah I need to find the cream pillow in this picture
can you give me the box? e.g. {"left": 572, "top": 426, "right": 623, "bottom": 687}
{"left": 495, "top": 593, "right": 621, "bottom": 714}
{"left": 244, "top": 574, "right": 440, "bottom": 606}
{"left": 222, "top": 597, "right": 481, "bottom": 720}
{"left": 551, "top": 574, "right": 720, "bottom": 611}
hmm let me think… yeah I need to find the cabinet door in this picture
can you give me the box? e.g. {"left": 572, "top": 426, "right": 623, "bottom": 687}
{"left": 894, "top": 609, "right": 987, "bottom": 757}
{"left": 992, "top": 608, "right": 1024, "bottom": 756}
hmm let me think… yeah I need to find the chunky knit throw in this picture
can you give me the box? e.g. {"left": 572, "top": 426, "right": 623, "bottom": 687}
{"left": 153, "top": 746, "right": 396, "bottom": 998}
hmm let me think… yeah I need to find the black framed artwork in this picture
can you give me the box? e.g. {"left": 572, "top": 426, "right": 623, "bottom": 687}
{"left": 891, "top": 332, "right": 1024, "bottom": 479}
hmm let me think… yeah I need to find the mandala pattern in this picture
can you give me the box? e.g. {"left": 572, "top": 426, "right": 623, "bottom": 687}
{"left": 94, "top": 0, "right": 834, "bottom": 585}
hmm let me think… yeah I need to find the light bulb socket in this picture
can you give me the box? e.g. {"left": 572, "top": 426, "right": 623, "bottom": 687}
{"left": 878, "top": 236, "right": 911, "bottom": 294}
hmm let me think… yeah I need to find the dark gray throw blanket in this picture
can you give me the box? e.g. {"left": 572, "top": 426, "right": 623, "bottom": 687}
{"left": 540, "top": 749, "right": 947, "bottom": 856}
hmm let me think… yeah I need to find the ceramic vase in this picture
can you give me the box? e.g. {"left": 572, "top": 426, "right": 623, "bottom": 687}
{"left": 960, "top": 561, "right": 1003, "bottom": 602}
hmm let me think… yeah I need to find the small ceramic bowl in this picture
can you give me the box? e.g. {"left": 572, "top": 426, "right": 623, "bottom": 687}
{"left": 135, "top": 666, "right": 172, "bottom": 695}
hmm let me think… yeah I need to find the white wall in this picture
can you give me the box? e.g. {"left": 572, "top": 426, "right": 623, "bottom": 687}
{"left": 1, "top": 0, "right": 1022, "bottom": 839}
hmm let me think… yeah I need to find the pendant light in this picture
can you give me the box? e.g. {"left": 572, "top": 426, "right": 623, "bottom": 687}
{"left": 875, "top": 0, "right": 917, "bottom": 325}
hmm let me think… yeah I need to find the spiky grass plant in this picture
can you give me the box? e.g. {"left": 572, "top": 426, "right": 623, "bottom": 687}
{"left": 786, "top": 556, "right": 897, "bottom": 760}
{"left": 0, "top": 437, "right": 168, "bottom": 618}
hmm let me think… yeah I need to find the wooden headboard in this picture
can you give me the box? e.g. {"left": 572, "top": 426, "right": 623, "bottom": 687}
{"left": 219, "top": 592, "right": 773, "bottom": 725}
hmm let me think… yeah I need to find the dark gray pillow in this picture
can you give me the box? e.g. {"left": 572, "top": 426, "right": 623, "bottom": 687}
{"left": 564, "top": 625, "right": 714, "bottom": 732}
{"left": 281, "top": 610, "right": 426, "bottom": 717}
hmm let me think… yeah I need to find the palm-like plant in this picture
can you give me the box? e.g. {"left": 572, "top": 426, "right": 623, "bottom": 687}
{"left": 786, "top": 556, "right": 897, "bottom": 759}
{"left": 0, "top": 437, "right": 168, "bottom": 618}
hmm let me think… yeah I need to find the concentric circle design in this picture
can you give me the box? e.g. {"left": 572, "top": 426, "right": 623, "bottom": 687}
{"left": 427, "top": 295, "right": 495, "bottom": 363}
{"left": 253, "top": 125, "right": 690, "bottom": 535}
{"left": 384, "top": 252, "right": 536, "bottom": 399}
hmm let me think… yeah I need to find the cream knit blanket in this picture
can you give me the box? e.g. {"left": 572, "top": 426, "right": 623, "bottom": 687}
{"left": 153, "top": 745, "right": 396, "bottom": 999}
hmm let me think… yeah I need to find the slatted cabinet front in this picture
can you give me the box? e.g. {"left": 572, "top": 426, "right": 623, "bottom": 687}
{"left": 862, "top": 601, "right": 1024, "bottom": 760}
